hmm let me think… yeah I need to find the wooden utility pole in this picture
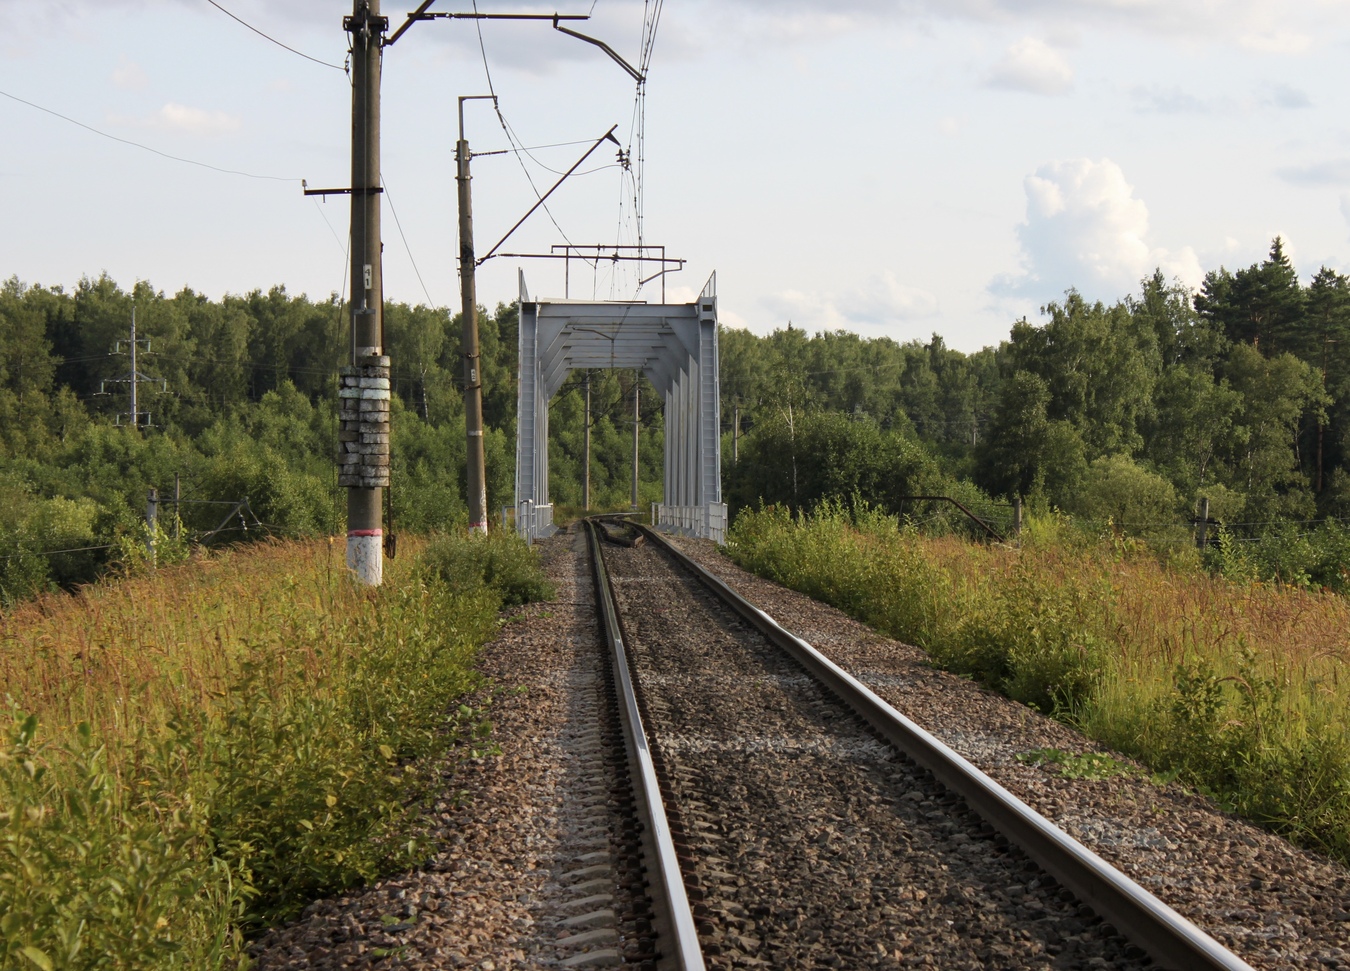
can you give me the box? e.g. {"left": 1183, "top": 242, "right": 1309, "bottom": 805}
{"left": 457, "top": 95, "right": 492, "bottom": 534}
{"left": 341, "top": 0, "right": 388, "bottom": 585}
{"left": 1195, "top": 497, "right": 1211, "bottom": 550}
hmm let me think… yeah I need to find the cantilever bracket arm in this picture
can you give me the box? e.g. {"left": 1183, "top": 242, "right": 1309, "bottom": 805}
{"left": 478, "top": 124, "right": 620, "bottom": 265}
{"left": 553, "top": 19, "right": 644, "bottom": 82}
{"left": 387, "top": 3, "right": 591, "bottom": 46}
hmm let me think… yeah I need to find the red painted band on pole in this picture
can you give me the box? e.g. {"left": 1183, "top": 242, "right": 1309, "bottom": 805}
{"left": 348, "top": 529, "right": 383, "bottom": 537}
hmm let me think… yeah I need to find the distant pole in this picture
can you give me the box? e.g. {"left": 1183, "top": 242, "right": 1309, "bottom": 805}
{"left": 458, "top": 95, "right": 492, "bottom": 535}
{"left": 1012, "top": 495, "right": 1023, "bottom": 541}
{"left": 173, "top": 473, "right": 181, "bottom": 541}
{"left": 631, "top": 370, "right": 640, "bottom": 510}
{"left": 583, "top": 370, "right": 591, "bottom": 511}
{"left": 146, "top": 487, "right": 158, "bottom": 564}
{"left": 733, "top": 402, "right": 740, "bottom": 464}
{"left": 1196, "top": 497, "right": 1210, "bottom": 551}
{"left": 342, "top": 0, "right": 388, "bottom": 585}
{"left": 129, "top": 304, "right": 139, "bottom": 427}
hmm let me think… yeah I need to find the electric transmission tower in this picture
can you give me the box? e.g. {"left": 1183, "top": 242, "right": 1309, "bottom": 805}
{"left": 99, "top": 303, "right": 165, "bottom": 428}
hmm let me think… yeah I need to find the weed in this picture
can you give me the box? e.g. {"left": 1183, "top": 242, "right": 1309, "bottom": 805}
{"left": 727, "top": 504, "right": 1350, "bottom": 864}
{"left": 0, "top": 534, "right": 540, "bottom": 966}
{"left": 1016, "top": 748, "right": 1133, "bottom": 780}
{"left": 418, "top": 530, "right": 555, "bottom": 608}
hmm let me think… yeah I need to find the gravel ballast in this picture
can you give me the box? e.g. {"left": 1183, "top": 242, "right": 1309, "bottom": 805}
{"left": 669, "top": 535, "right": 1350, "bottom": 970}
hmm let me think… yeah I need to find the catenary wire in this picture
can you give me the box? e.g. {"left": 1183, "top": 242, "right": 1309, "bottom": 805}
{"left": 0, "top": 88, "right": 299, "bottom": 183}
{"left": 468, "top": 0, "right": 597, "bottom": 270}
{"left": 204, "top": 0, "right": 345, "bottom": 71}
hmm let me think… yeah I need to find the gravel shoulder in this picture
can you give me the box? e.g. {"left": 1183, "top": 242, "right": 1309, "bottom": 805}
{"left": 667, "top": 535, "right": 1350, "bottom": 971}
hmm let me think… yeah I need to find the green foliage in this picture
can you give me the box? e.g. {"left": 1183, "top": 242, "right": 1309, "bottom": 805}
{"left": 0, "top": 715, "right": 242, "bottom": 971}
{"left": 418, "top": 530, "right": 555, "bottom": 608}
{"left": 0, "top": 538, "right": 514, "bottom": 966}
{"left": 1015, "top": 748, "right": 1134, "bottom": 780}
{"left": 725, "top": 411, "right": 951, "bottom": 519}
{"left": 195, "top": 580, "right": 494, "bottom": 924}
{"left": 1071, "top": 454, "right": 1179, "bottom": 530}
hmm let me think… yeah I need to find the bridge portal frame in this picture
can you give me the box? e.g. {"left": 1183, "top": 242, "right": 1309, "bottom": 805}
{"left": 515, "top": 272, "right": 726, "bottom": 542}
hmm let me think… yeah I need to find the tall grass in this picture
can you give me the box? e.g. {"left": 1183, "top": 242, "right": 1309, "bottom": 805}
{"left": 728, "top": 503, "right": 1350, "bottom": 863}
{"left": 0, "top": 532, "right": 548, "bottom": 969}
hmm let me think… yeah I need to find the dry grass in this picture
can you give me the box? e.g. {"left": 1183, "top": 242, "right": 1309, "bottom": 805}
{"left": 2, "top": 539, "right": 355, "bottom": 751}
{"left": 0, "top": 534, "right": 522, "bottom": 969}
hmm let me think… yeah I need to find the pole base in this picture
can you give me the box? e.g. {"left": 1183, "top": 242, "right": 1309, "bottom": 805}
{"left": 347, "top": 529, "right": 383, "bottom": 585}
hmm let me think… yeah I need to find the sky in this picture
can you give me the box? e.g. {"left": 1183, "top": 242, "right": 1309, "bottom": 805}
{"left": 3, "top": 0, "right": 1350, "bottom": 352}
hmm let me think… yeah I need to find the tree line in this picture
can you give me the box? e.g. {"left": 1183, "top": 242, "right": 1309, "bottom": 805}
{"left": 3, "top": 235, "right": 1347, "bottom": 600}
{"left": 723, "top": 238, "right": 1350, "bottom": 543}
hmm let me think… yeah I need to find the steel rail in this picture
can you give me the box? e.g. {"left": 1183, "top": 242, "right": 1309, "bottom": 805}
{"left": 634, "top": 523, "right": 1254, "bottom": 971}
{"left": 584, "top": 520, "right": 706, "bottom": 971}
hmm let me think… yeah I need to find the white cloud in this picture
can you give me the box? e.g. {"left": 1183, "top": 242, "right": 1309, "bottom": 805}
{"left": 984, "top": 37, "right": 1072, "bottom": 95}
{"left": 1130, "top": 85, "right": 1215, "bottom": 115}
{"left": 110, "top": 102, "right": 242, "bottom": 137}
{"left": 993, "top": 158, "right": 1203, "bottom": 301}
{"left": 1277, "top": 159, "right": 1350, "bottom": 187}
{"left": 938, "top": 115, "right": 962, "bottom": 137}
{"left": 696, "top": 0, "right": 1344, "bottom": 50}
{"left": 1265, "top": 82, "right": 1311, "bottom": 109}
{"left": 111, "top": 54, "right": 147, "bottom": 91}
{"left": 1239, "top": 30, "right": 1312, "bottom": 54}
{"left": 764, "top": 272, "right": 938, "bottom": 330}
{"left": 154, "top": 103, "right": 241, "bottom": 136}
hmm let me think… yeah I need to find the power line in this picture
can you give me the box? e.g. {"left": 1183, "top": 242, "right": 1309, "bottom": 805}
{"left": 312, "top": 198, "right": 346, "bottom": 254}
{"left": 0, "top": 544, "right": 116, "bottom": 562}
{"left": 203, "top": 0, "right": 345, "bottom": 71}
{"left": 473, "top": 136, "right": 611, "bottom": 157}
{"left": 0, "top": 88, "right": 299, "bottom": 183}
{"left": 381, "top": 178, "right": 436, "bottom": 306}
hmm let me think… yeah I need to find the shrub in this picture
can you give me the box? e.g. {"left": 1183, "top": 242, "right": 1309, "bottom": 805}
{"left": 418, "top": 529, "right": 555, "bottom": 608}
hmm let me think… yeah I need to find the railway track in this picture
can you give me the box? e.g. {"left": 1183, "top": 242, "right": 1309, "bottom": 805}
{"left": 586, "top": 517, "right": 1254, "bottom": 971}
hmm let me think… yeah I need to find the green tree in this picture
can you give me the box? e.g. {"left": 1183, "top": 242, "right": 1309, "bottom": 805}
{"left": 1195, "top": 237, "right": 1306, "bottom": 354}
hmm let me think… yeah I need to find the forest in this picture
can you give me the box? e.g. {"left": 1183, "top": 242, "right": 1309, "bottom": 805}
{"left": 1, "top": 236, "right": 1348, "bottom": 601}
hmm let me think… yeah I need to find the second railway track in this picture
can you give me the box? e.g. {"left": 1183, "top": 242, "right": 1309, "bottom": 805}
{"left": 588, "top": 517, "right": 1253, "bottom": 971}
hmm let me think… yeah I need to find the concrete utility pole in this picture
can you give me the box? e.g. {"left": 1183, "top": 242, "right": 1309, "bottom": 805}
{"left": 631, "top": 370, "right": 640, "bottom": 509}
{"left": 100, "top": 302, "right": 165, "bottom": 427}
{"left": 457, "top": 95, "right": 492, "bottom": 534}
{"left": 732, "top": 402, "right": 739, "bottom": 464}
{"left": 145, "top": 488, "right": 158, "bottom": 564}
{"left": 583, "top": 370, "right": 591, "bottom": 510}
{"left": 339, "top": 0, "right": 389, "bottom": 585}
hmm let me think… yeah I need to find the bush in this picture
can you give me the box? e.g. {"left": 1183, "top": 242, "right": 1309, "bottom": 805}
{"left": 418, "top": 530, "right": 555, "bottom": 608}
{"left": 1072, "top": 454, "right": 1179, "bottom": 531}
